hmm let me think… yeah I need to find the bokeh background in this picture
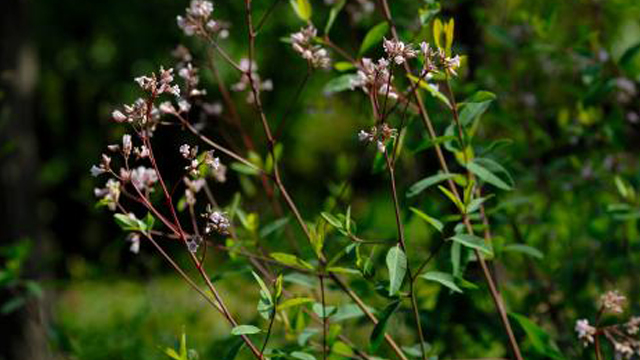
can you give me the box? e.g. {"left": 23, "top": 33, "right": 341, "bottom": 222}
{"left": 2, "top": 0, "right": 640, "bottom": 359}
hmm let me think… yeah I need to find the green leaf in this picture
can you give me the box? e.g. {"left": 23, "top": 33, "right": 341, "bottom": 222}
{"left": 312, "top": 303, "right": 337, "bottom": 318}
{"left": 259, "top": 217, "right": 289, "bottom": 238}
{"left": 271, "top": 252, "right": 314, "bottom": 270}
{"left": 407, "top": 173, "right": 458, "bottom": 198}
{"left": 113, "top": 213, "right": 143, "bottom": 231}
{"left": 433, "top": 18, "right": 443, "bottom": 49}
{"left": 278, "top": 297, "right": 315, "bottom": 310}
{"left": 407, "top": 74, "right": 451, "bottom": 108}
{"left": 438, "top": 185, "right": 465, "bottom": 212}
{"left": 231, "top": 325, "right": 261, "bottom": 336}
{"left": 330, "top": 303, "right": 369, "bottom": 322}
{"left": 291, "top": 351, "right": 316, "bottom": 360}
{"left": 230, "top": 162, "right": 260, "bottom": 176}
{"left": 467, "top": 158, "right": 512, "bottom": 191}
{"left": 359, "top": 22, "right": 389, "bottom": 55}
{"left": 418, "top": 1, "right": 440, "bottom": 26}
{"left": 410, "top": 207, "right": 443, "bottom": 232}
{"left": 503, "top": 244, "right": 544, "bottom": 259}
{"left": 332, "top": 341, "right": 354, "bottom": 357}
{"left": 163, "top": 348, "right": 182, "bottom": 360}
{"left": 419, "top": 271, "right": 462, "bottom": 293}
{"left": 251, "top": 271, "right": 272, "bottom": 303}
{"left": 289, "top": 0, "right": 312, "bottom": 21}
{"left": 466, "top": 195, "right": 494, "bottom": 214}
{"left": 370, "top": 300, "right": 401, "bottom": 352}
{"left": 324, "top": 0, "right": 345, "bottom": 34}
{"left": 459, "top": 91, "right": 496, "bottom": 126}
{"left": 402, "top": 342, "right": 432, "bottom": 358}
{"left": 321, "top": 212, "right": 343, "bottom": 229}
{"left": 143, "top": 212, "right": 155, "bottom": 232}
{"left": 386, "top": 245, "right": 407, "bottom": 296}
{"left": 324, "top": 74, "right": 357, "bottom": 94}
{"left": 334, "top": 61, "right": 355, "bottom": 72}
{"left": 509, "top": 313, "right": 565, "bottom": 359}
{"left": 449, "top": 234, "right": 493, "bottom": 256}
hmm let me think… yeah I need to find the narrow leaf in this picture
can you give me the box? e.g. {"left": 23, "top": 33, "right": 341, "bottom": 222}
{"left": 271, "top": 252, "right": 314, "bottom": 270}
{"left": 386, "top": 246, "right": 407, "bottom": 296}
{"left": 370, "top": 300, "right": 401, "bottom": 352}
{"left": 407, "top": 173, "right": 458, "bottom": 198}
{"left": 467, "top": 159, "right": 512, "bottom": 191}
{"left": 410, "top": 207, "right": 444, "bottom": 232}
{"left": 419, "top": 271, "right": 462, "bottom": 293}
{"left": 231, "top": 325, "right": 261, "bottom": 336}
{"left": 503, "top": 244, "right": 544, "bottom": 259}
{"left": 289, "top": 0, "right": 312, "bottom": 21}
{"left": 359, "top": 22, "right": 389, "bottom": 55}
{"left": 449, "top": 234, "right": 493, "bottom": 256}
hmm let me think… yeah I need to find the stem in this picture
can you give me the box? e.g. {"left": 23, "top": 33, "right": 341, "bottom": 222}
{"left": 260, "top": 301, "right": 277, "bottom": 356}
{"left": 320, "top": 274, "right": 328, "bottom": 360}
{"left": 376, "top": 1, "right": 524, "bottom": 358}
{"left": 383, "top": 150, "right": 428, "bottom": 360}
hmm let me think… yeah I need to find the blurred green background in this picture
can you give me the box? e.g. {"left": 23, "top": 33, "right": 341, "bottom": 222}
{"left": 2, "top": 0, "right": 640, "bottom": 359}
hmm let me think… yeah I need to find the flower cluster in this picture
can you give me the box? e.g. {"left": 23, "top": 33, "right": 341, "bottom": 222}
{"left": 231, "top": 59, "right": 273, "bottom": 104}
{"left": 94, "top": 179, "right": 121, "bottom": 211}
{"left": 177, "top": 0, "right": 215, "bottom": 37}
{"left": 290, "top": 26, "right": 331, "bottom": 69}
{"left": 575, "top": 290, "right": 640, "bottom": 359}
{"left": 203, "top": 207, "right": 231, "bottom": 235}
{"left": 383, "top": 38, "right": 417, "bottom": 65}
{"left": 419, "top": 42, "right": 461, "bottom": 76}
{"left": 130, "top": 166, "right": 159, "bottom": 192}
{"left": 351, "top": 58, "right": 397, "bottom": 100}
{"left": 575, "top": 319, "right": 597, "bottom": 346}
{"left": 358, "top": 123, "right": 397, "bottom": 152}
{"left": 601, "top": 290, "right": 627, "bottom": 314}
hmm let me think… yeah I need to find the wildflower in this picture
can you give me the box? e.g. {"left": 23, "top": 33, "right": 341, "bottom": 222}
{"left": 184, "top": 177, "right": 206, "bottom": 206}
{"left": 358, "top": 123, "right": 397, "bottom": 153}
{"left": 383, "top": 37, "right": 417, "bottom": 65}
{"left": 231, "top": 59, "right": 273, "bottom": 104}
{"left": 177, "top": 0, "right": 219, "bottom": 37}
{"left": 178, "top": 99, "right": 191, "bottom": 113}
{"left": 90, "top": 165, "right": 106, "bottom": 177}
{"left": 94, "top": 178, "right": 121, "bottom": 211}
{"left": 90, "top": 154, "right": 112, "bottom": 177}
{"left": 159, "top": 101, "right": 176, "bottom": 114}
{"left": 178, "top": 63, "right": 206, "bottom": 97}
{"left": 575, "top": 319, "right": 596, "bottom": 346}
{"left": 210, "top": 162, "right": 227, "bottom": 183}
{"left": 626, "top": 317, "right": 640, "bottom": 335}
{"left": 290, "top": 26, "right": 331, "bottom": 69}
{"left": 134, "top": 145, "right": 150, "bottom": 159}
{"left": 134, "top": 67, "right": 180, "bottom": 97}
{"left": 443, "top": 55, "right": 461, "bottom": 76}
{"left": 187, "top": 238, "right": 199, "bottom": 253}
{"left": 180, "top": 144, "right": 192, "bottom": 159}
{"left": 122, "top": 134, "right": 132, "bottom": 158}
{"left": 204, "top": 208, "right": 231, "bottom": 235}
{"left": 130, "top": 166, "right": 158, "bottom": 191}
{"left": 203, "top": 150, "right": 220, "bottom": 171}
{"left": 351, "top": 58, "right": 398, "bottom": 100}
{"left": 614, "top": 341, "right": 634, "bottom": 359}
{"left": 601, "top": 290, "right": 626, "bottom": 314}
{"left": 112, "top": 110, "right": 128, "bottom": 123}
{"left": 128, "top": 233, "right": 141, "bottom": 254}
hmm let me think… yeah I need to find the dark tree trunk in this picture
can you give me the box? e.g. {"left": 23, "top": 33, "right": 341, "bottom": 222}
{"left": 0, "top": 0, "right": 51, "bottom": 359}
